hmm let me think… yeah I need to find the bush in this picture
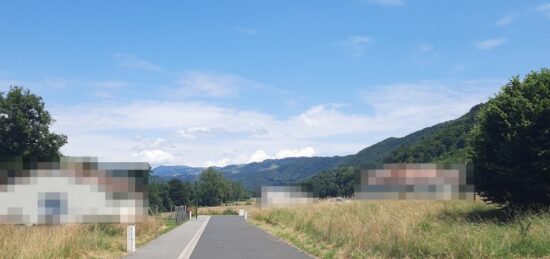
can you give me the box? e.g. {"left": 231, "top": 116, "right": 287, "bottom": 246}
{"left": 470, "top": 68, "right": 550, "bottom": 209}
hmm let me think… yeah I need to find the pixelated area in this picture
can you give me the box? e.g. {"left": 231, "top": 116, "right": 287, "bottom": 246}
{"left": 0, "top": 157, "right": 149, "bottom": 224}
{"left": 260, "top": 185, "right": 317, "bottom": 208}
{"left": 354, "top": 163, "right": 474, "bottom": 200}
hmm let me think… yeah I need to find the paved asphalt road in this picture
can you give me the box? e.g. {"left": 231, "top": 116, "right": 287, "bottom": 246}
{"left": 125, "top": 216, "right": 210, "bottom": 259}
{"left": 190, "top": 216, "right": 312, "bottom": 259}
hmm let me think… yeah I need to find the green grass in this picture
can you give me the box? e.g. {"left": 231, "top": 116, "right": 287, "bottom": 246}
{"left": 162, "top": 218, "right": 179, "bottom": 231}
{"left": 252, "top": 200, "right": 550, "bottom": 259}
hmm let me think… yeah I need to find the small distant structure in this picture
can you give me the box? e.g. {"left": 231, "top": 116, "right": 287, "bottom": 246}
{"left": 354, "top": 163, "right": 475, "bottom": 200}
{"left": 259, "top": 185, "right": 317, "bottom": 209}
{"left": 0, "top": 157, "right": 149, "bottom": 224}
{"left": 327, "top": 197, "right": 349, "bottom": 203}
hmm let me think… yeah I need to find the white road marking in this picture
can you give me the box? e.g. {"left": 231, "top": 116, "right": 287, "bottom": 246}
{"left": 177, "top": 216, "right": 211, "bottom": 259}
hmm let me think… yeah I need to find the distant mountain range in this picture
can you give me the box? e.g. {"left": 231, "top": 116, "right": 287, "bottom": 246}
{"left": 152, "top": 103, "right": 483, "bottom": 189}
{"left": 152, "top": 156, "right": 348, "bottom": 189}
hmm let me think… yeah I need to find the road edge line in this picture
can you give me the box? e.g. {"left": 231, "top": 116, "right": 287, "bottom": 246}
{"left": 177, "top": 216, "right": 211, "bottom": 259}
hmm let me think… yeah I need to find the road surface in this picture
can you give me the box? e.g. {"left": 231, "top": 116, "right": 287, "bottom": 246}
{"left": 190, "top": 216, "right": 312, "bottom": 259}
{"left": 125, "top": 216, "right": 210, "bottom": 259}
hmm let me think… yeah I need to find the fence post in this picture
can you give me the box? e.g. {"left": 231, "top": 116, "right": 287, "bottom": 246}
{"left": 127, "top": 225, "right": 136, "bottom": 253}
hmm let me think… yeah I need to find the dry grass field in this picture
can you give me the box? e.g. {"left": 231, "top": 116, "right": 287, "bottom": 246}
{"left": 0, "top": 216, "right": 173, "bottom": 259}
{"left": 198, "top": 199, "right": 258, "bottom": 215}
{"left": 251, "top": 200, "right": 550, "bottom": 259}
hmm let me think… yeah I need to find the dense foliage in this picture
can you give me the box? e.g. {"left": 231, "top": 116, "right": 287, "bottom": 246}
{"left": 470, "top": 69, "right": 550, "bottom": 208}
{"left": 383, "top": 104, "right": 483, "bottom": 163}
{"left": 0, "top": 86, "right": 67, "bottom": 160}
{"left": 303, "top": 104, "right": 483, "bottom": 198}
{"left": 149, "top": 168, "right": 249, "bottom": 212}
{"left": 303, "top": 166, "right": 355, "bottom": 198}
{"left": 168, "top": 179, "right": 194, "bottom": 206}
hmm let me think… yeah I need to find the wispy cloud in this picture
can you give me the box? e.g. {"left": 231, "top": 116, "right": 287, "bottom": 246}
{"left": 338, "top": 35, "right": 372, "bottom": 57}
{"left": 235, "top": 27, "right": 257, "bottom": 35}
{"left": 92, "top": 81, "right": 127, "bottom": 89}
{"left": 205, "top": 147, "right": 315, "bottom": 167}
{"left": 362, "top": 0, "right": 405, "bottom": 6}
{"left": 114, "top": 53, "right": 162, "bottom": 71}
{"left": 495, "top": 15, "right": 514, "bottom": 26}
{"left": 537, "top": 3, "right": 550, "bottom": 18}
{"left": 474, "top": 38, "right": 507, "bottom": 50}
{"left": 42, "top": 77, "right": 75, "bottom": 89}
{"left": 176, "top": 71, "right": 262, "bottom": 98}
{"left": 413, "top": 44, "right": 441, "bottom": 65}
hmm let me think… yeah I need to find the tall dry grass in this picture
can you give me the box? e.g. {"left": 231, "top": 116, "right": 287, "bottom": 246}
{"left": 0, "top": 216, "right": 168, "bottom": 259}
{"left": 252, "top": 200, "right": 550, "bottom": 258}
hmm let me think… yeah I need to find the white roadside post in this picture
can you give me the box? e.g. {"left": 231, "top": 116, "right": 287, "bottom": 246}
{"left": 189, "top": 211, "right": 192, "bottom": 219}
{"left": 239, "top": 209, "right": 244, "bottom": 216}
{"left": 127, "top": 225, "right": 136, "bottom": 253}
{"left": 244, "top": 211, "right": 248, "bottom": 220}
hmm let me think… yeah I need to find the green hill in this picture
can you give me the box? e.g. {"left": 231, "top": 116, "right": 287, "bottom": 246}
{"left": 221, "top": 156, "right": 348, "bottom": 192}
{"left": 304, "top": 103, "right": 484, "bottom": 197}
{"left": 153, "top": 156, "right": 348, "bottom": 191}
{"left": 382, "top": 103, "right": 484, "bottom": 163}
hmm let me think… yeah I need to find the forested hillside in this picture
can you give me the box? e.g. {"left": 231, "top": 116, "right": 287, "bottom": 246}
{"left": 304, "top": 103, "right": 484, "bottom": 197}
{"left": 383, "top": 103, "right": 483, "bottom": 163}
{"left": 220, "top": 156, "right": 348, "bottom": 191}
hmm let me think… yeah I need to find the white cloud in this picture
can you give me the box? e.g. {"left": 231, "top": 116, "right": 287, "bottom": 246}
{"left": 114, "top": 53, "right": 162, "bottom": 71}
{"left": 177, "top": 127, "right": 214, "bottom": 140}
{"left": 338, "top": 35, "right": 372, "bottom": 57}
{"left": 236, "top": 27, "right": 257, "bottom": 35}
{"left": 495, "top": 15, "right": 514, "bottom": 26}
{"left": 132, "top": 149, "right": 175, "bottom": 164}
{"left": 362, "top": 0, "right": 405, "bottom": 6}
{"left": 361, "top": 80, "right": 504, "bottom": 131}
{"left": 50, "top": 79, "right": 503, "bottom": 167}
{"left": 247, "top": 150, "right": 271, "bottom": 163}
{"left": 205, "top": 158, "right": 232, "bottom": 167}
{"left": 177, "top": 71, "right": 258, "bottom": 98}
{"left": 275, "top": 147, "right": 315, "bottom": 159}
{"left": 474, "top": 38, "right": 507, "bottom": 50}
{"left": 206, "top": 147, "right": 316, "bottom": 166}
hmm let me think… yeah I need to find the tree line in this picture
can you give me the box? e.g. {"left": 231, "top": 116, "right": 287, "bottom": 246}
{"left": 148, "top": 168, "right": 250, "bottom": 212}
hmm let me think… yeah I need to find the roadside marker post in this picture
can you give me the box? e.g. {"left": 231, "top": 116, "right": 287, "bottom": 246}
{"left": 244, "top": 211, "right": 248, "bottom": 220}
{"left": 239, "top": 209, "right": 244, "bottom": 216}
{"left": 127, "top": 225, "right": 136, "bottom": 253}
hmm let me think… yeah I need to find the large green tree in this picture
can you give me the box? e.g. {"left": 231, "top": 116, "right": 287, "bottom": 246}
{"left": 168, "top": 178, "right": 193, "bottom": 206}
{"left": 197, "top": 168, "right": 226, "bottom": 206}
{"left": 0, "top": 86, "right": 67, "bottom": 160}
{"left": 470, "top": 69, "right": 550, "bottom": 208}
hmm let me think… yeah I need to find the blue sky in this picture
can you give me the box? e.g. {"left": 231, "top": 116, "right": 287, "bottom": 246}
{"left": 1, "top": 0, "right": 549, "bottom": 166}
